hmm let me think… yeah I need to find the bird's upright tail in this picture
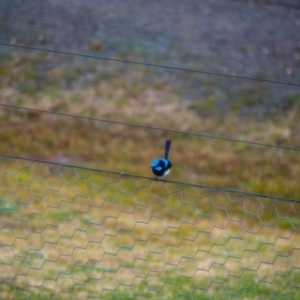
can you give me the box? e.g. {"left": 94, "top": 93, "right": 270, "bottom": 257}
{"left": 164, "top": 140, "right": 172, "bottom": 159}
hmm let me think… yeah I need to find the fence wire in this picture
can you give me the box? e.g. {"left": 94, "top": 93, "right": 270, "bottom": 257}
{"left": 0, "top": 156, "right": 300, "bottom": 299}
{"left": 1, "top": 42, "right": 300, "bottom": 88}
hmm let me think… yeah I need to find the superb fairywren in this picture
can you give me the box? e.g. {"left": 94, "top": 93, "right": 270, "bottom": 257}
{"left": 151, "top": 140, "right": 172, "bottom": 177}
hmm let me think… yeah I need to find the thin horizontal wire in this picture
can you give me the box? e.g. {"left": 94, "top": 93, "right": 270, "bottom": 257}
{"left": 1, "top": 102, "right": 300, "bottom": 152}
{"left": 243, "top": 0, "right": 300, "bottom": 9}
{"left": 0, "top": 152, "right": 298, "bottom": 203}
{"left": 1, "top": 42, "right": 300, "bottom": 87}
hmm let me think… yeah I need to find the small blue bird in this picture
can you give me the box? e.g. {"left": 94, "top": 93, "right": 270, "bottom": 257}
{"left": 151, "top": 140, "right": 172, "bottom": 178}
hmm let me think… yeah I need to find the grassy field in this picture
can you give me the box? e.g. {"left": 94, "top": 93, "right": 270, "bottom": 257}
{"left": 0, "top": 51, "right": 300, "bottom": 199}
{"left": 0, "top": 51, "right": 300, "bottom": 299}
{"left": 0, "top": 157, "right": 300, "bottom": 299}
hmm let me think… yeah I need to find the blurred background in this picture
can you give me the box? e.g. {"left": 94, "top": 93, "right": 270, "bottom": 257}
{"left": 0, "top": 0, "right": 300, "bottom": 197}
{"left": 1, "top": 1, "right": 300, "bottom": 299}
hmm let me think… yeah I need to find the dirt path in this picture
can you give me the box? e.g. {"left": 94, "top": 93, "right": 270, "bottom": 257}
{"left": 1, "top": 0, "right": 299, "bottom": 80}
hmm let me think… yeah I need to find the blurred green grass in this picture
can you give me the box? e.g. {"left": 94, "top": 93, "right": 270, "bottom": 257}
{"left": 0, "top": 52, "right": 300, "bottom": 199}
{"left": 1, "top": 51, "right": 300, "bottom": 298}
{"left": 1, "top": 162, "right": 300, "bottom": 299}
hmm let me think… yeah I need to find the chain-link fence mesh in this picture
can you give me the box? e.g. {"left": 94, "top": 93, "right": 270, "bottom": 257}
{"left": 0, "top": 155, "right": 300, "bottom": 299}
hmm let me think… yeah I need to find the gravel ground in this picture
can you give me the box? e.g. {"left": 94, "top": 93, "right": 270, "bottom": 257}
{"left": 0, "top": 0, "right": 300, "bottom": 116}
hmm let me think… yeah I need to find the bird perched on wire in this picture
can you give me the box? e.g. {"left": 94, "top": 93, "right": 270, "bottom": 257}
{"left": 151, "top": 140, "right": 172, "bottom": 178}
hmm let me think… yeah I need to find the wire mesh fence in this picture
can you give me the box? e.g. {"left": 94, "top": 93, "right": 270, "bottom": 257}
{"left": 0, "top": 154, "right": 300, "bottom": 299}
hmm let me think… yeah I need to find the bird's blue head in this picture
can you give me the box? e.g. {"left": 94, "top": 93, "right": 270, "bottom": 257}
{"left": 151, "top": 158, "right": 168, "bottom": 170}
